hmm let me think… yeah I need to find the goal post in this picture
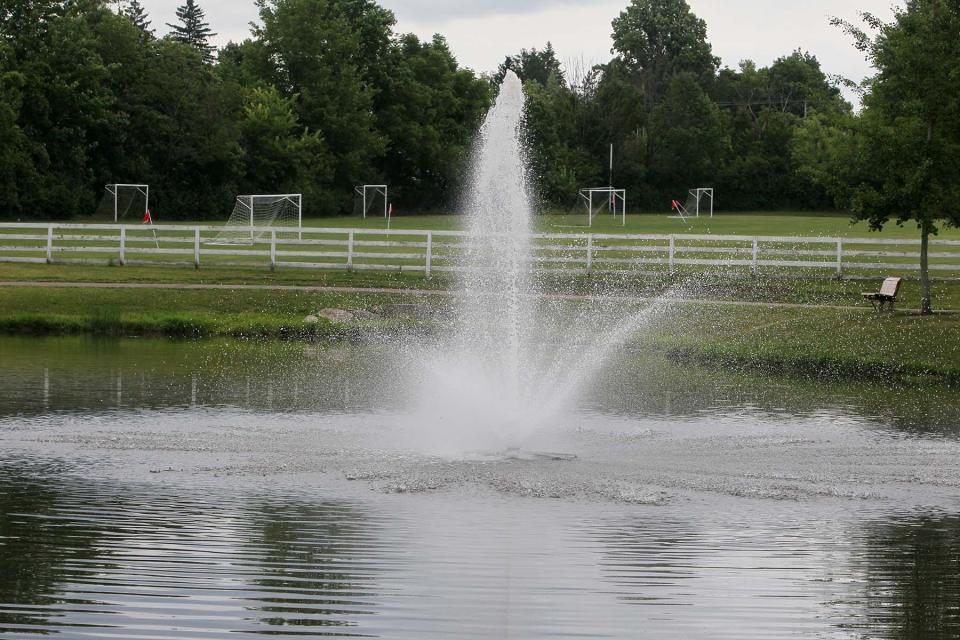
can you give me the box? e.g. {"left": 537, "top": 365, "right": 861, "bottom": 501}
{"left": 579, "top": 187, "right": 626, "bottom": 227}
{"left": 96, "top": 184, "right": 149, "bottom": 222}
{"left": 670, "top": 188, "right": 714, "bottom": 220}
{"left": 691, "top": 188, "right": 713, "bottom": 217}
{"left": 353, "top": 185, "right": 388, "bottom": 219}
{"left": 209, "top": 193, "right": 302, "bottom": 245}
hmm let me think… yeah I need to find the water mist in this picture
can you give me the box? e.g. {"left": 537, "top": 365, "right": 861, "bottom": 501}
{"left": 403, "top": 71, "right": 669, "bottom": 455}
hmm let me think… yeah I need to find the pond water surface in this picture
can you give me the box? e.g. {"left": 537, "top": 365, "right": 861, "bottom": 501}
{"left": 1, "top": 336, "right": 959, "bottom": 639}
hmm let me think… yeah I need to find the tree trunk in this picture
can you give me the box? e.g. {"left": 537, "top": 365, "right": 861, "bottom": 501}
{"left": 920, "top": 219, "right": 933, "bottom": 315}
{"left": 920, "top": 120, "right": 934, "bottom": 315}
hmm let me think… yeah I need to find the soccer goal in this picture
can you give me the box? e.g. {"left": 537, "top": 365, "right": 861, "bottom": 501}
{"left": 95, "top": 184, "right": 149, "bottom": 222}
{"left": 209, "top": 194, "right": 302, "bottom": 245}
{"left": 353, "top": 185, "right": 388, "bottom": 219}
{"left": 670, "top": 188, "right": 714, "bottom": 220}
{"left": 581, "top": 187, "right": 626, "bottom": 227}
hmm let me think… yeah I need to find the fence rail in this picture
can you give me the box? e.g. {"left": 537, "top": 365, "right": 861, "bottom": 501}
{"left": 1, "top": 223, "right": 959, "bottom": 278}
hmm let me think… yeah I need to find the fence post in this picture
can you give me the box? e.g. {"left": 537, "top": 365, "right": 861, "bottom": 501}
{"left": 194, "top": 227, "right": 201, "bottom": 268}
{"left": 347, "top": 230, "right": 354, "bottom": 270}
{"left": 586, "top": 235, "right": 594, "bottom": 272}
{"left": 751, "top": 238, "right": 759, "bottom": 275}
{"left": 270, "top": 230, "right": 277, "bottom": 270}
{"left": 836, "top": 239, "right": 843, "bottom": 279}
{"left": 668, "top": 236, "right": 676, "bottom": 275}
{"left": 46, "top": 225, "right": 53, "bottom": 263}
{"left": 426, "top": 231, "right": 433, "bottom": 278}
{"left": 119, "top": 226, "right": 126, "bottom": 266}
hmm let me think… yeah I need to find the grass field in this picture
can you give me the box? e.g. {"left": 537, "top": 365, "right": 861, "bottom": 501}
{"left": 2, "top": 262, "right": 960, "bottom": 309}
{"left": 266, "top": 211, "right": 960, "bottom": 240}
{"left": 0, "top": 283, "right": 956, "bottom": 386}
{"left": 2, "top": 211, "right": 958, "bottom": 386}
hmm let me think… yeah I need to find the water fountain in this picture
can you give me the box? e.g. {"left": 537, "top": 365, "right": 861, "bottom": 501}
{"left": 400, "top": 71, "right": 669, "bottom": 455}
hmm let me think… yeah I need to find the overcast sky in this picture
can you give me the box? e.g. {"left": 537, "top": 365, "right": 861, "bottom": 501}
{"left": 139, "top": 0, "right": 899, "bottom": 100}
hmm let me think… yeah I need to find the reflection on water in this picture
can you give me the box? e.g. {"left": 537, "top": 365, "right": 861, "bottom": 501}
{"left": 1, "top": 336, "right": 960, "bottom": 638}
{"left": 853, "top": 516, "right": 960, "bottom": 639}
{"left": 0, "top": 462, "right": 388, "bottom": 637}
{"left": 1, "top": 460, "right": 960, "bottom": 638}
{"left": 2, "top": 336, "right": 958, "bottom": 437}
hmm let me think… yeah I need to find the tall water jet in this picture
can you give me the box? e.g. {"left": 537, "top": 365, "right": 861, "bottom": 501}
{"left": 404, "top": 70, "right": 669, "bottom": 455}
{"left": 457, "top": 70, "right": 534, "bottom": 408}
{"left": 407, "top": 70, "right": 540, "bottom": 453}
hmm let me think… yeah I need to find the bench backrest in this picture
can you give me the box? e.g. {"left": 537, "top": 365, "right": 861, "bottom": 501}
{"left": 880, "top": 277, "right": 902, "bottom": 297}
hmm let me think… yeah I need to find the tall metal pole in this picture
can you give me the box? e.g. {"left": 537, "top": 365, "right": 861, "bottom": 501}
{"left": 609, "top": 144, "right": 613, "bottom": 188}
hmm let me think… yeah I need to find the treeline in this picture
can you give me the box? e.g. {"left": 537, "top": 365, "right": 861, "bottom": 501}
{"left": 0, "top": 0, "right": 491, "bottom": 219}
{"left": 510, "top": 4, "right": 850, "bottom": 212}
{"left": 1, "top": 0, "right": 850, "bottom": 219}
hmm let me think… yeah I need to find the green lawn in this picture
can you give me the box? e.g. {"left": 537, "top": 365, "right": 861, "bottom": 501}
{"left": 2, "top": 263, "right": 959, "bottom": 310}
{"left": 266, "top": 211, "right": 960, "bottom": 240}
{"left": 10, "top": 211, "right": 959, "bottom": 238}
{"left": 2, "top": 211, "right": 958, "bottom": 385}
{"left": 650, "top": 303, "right": 960, "bottom": 386}
{"left": 0, "top": 282, "right": 956, "bottom": 385}
{"left": 0, "top": 285, "right": 418, "bottom": 340}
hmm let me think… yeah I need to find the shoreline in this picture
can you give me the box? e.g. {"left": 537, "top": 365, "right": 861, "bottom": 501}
{"left": 3, "top": 272, "right": 958, "bottom": 389}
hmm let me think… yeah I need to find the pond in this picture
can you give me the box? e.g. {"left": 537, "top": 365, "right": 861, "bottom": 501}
{"left": 1, "top": 335, "right": 959, "bottom": 639}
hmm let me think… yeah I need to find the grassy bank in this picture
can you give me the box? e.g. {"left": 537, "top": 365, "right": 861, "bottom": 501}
{"left": 649, "top": 304, "right": 960, "bottom": 387}
{"left": 1, "top": 279, "right": 958, "bottom": 386}
{"left": 0, "top": 285, "right": 421, "bottom": 340}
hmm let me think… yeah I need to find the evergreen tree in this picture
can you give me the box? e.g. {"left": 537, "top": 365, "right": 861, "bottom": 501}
{"left": 124, "top": 0, "right": 153, "bottom": 37}
{"left": 167, "top": 0, "right": 216, "bottom": 61}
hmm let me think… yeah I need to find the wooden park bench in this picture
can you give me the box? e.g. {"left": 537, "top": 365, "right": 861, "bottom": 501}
{"left": 862, "top": 277, "right": 902, "bottom": 312}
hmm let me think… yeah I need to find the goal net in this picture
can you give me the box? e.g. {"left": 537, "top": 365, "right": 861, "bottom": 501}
{"left": 553, "top": 188, "right": 626, "bottom": 228}
{"left": 353, "top": 185, "right": 388, "bottom": 219}
{"left": 670, "top": 188, "right": 713, "bottom": 220}
{"left": 94, "top": 184, "right": 149, "bottom": 222}
{"left": 209, "top": 194, "right": 302, "bottom": 245}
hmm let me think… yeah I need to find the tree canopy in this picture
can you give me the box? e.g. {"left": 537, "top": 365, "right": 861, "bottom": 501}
{"left": 829, "top": 0, "right": 960, "bottom": 313}
{"left": 3, "top": 0, "right": 945, "bottom": 235}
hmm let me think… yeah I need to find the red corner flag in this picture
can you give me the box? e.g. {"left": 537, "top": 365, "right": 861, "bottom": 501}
{"left": 388, "top": 203, "right": 394, "bottom": 217}
{"left": 142, "top": 210, "right": 153, "bottom": 224}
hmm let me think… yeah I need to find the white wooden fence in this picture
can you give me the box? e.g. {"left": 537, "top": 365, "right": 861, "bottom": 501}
{"left": 1, "top": 222, "right": 959, "bottom": 278}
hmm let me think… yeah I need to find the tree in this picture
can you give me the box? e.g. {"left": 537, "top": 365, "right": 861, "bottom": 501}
{"left": 373, "top": 33, "right": 490, "bottom": 208}
{"left": 0, "top": 1, "right": 120, "bottom": 217}
{"left": 832, "top": 1, "right": 960, "bottom": 314}
{"left": 0, "top": 46, "right": 41, "bottom": 217}
{"left": 252, "top": 0, "right": 392, "bottom": 213}
{"left": 496, "top": 42, "right": 564, "bottom": 87}
{"left": 124, "top": 0, "right": 153, "bottom": 37}
{"left": 238, "top": 85, "right": 332, "bottom": 208}
{"left": 611, "top": 0, "right": 718, "bottom": 107}
{"left": 767, "top": 51, "right": 846, "bottom": 117}
{"left": 167, "top": 0, "right": 216, "bottom": 62}
{"left": 647, "top": 73, "right": 728, "bottom": 199}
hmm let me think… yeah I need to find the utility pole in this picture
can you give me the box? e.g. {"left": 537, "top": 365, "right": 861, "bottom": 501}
{"left": 609, "top": 143, "right": 614, "bottom": 188}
